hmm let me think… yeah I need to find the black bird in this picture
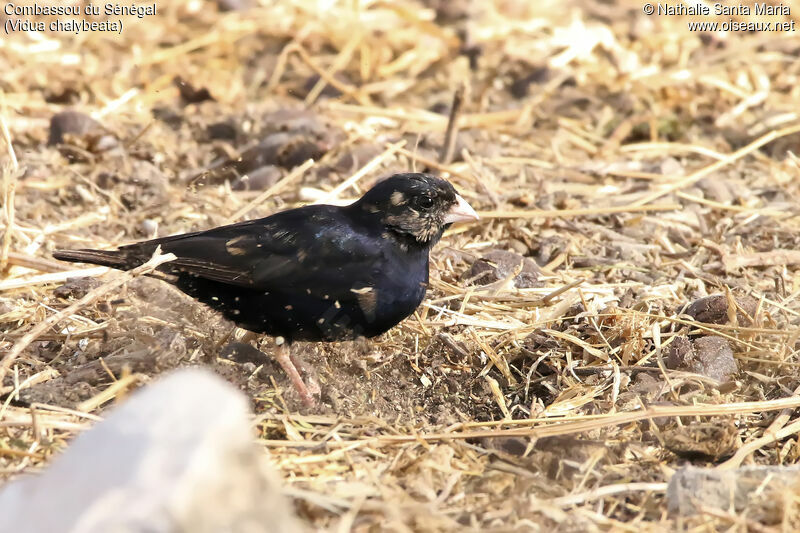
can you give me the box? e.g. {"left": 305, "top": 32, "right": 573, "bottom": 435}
{"left": 54, "top": 173, "right": 479, "bottom": 405}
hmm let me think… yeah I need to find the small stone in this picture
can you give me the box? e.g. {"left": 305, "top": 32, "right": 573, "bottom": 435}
{"left": 152, "top": 106, "right": 184, "bottom": 128}
{"left": 174, "top": 77, "right": 215, "bottom": 104}
{"left": 236, "top": 134, "right": 327, "bottom": 173}
{"left": 206, "top": 121, "right": 239, "bottom": 141}
{"left": 53, "top": 277, "right": 103, "bottom": 300}
{"left": 522, "top": 330, "right": 560, "bottom": 353}
{"left": 509, "top": 66, "right": 553, "bottom": 99}
{"left": 666, "top": 336, "right": 693, "bottom": 369}
{"left": 692, "top": 336, "right": 737, "bottom": 382}
{"left": 48, "top": 110, "right": 105, "bottom": 146}
{"left": 482, "top": 436, "right": 530, "bottom": 456}
{"left": 506, "top": 239, "right": 529, "bottom": 255}
{"left": 221, "top": 342, "right": 267, "bottom": 365}
{"left": 668, "top": 465, "right": 800, "bottom": 517}
{"left": 681, "top": 293, "right": 758, "bottom": 325}
{"left": 464, "top": 250, "right": 542, "bottom": 288}
{"left": 667, "top": 335, "right": 737, "bottom": 382}
{"left": 697, "top": 177, "right": 746, "bottom": 204}
{"left": 140, "top": 219, "right": 159, "bottom": 238}
{"left": 630, "top": 372, "right": 663, "bottom": 397}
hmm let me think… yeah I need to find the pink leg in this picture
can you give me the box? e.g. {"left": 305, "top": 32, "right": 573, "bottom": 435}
{"left": 290, "top": 352, "right": 321, "bottom": 398}
{"left": 273, "top": 343, "right": 317, "bottom": 407}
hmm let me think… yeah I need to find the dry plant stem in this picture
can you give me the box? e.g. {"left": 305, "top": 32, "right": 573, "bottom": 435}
{"left": 75, "top": 373, "right": 148, "bottom": 412}
{"left": 718, "top": 417, "right": 800, "bottom": 471}
{"left": 3, "top": 251, "right": 75, "bottom": 273}
{"left": 632, "top": 123, "right": 800, "bottom": 206}
{"left": 0, "top": 95, "right": 19, "bottom": 273}
{"left": 286, "top": 43, "right": 370, "bottom": 105}
{"left": 439, "top": 85, "right": 464, "bottom": 165}
{"left": 0, "top": 251, "right": 177, "bottom": 384}
{"left": 261, "top": 395, "right": 800, "bottom": 447}
{"left": 395, "top": 147, "right": 478, "bottom": 184}
{"left": 304, "top": 33, "right": 362, "bottom": 106}
{"left": 0, "top": 266, "right": 109, "bottom": 292}
{"left": 550, "top": 482, "right": 668, "bottom": 507}
{"left": 0, "top": 169, "right": 16, "bottom": 272}
{"left": 718, "top": 383, "right": 800, "bottom": 470}
{"left": 478, "top": 203, "right": 680, "bottom": 219}
{"left": 317, "top": 140, "right": 407, "bottom": 204}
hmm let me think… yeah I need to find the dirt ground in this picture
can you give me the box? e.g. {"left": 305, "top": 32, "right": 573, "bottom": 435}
{"left": 3, "top": 0, "right": 800, "bottom": 530}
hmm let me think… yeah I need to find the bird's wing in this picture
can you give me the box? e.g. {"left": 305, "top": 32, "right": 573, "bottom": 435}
{"left": 122, "top": 207, "right": 386, "bottom": 296}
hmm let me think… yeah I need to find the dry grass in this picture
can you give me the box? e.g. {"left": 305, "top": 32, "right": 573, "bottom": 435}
{"left": 3, "top": 0, "right": 800, "bottom": 530}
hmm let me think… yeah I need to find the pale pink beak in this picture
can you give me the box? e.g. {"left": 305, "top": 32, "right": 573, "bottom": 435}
{"left": 443, "top": 194, "right": 479, "bottom": 224}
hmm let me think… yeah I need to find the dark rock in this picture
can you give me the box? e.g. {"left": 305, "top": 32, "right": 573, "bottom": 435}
{"left": 44, "top": 87, "right": 81, "bottom": 105}
{"left": 509, "top": 66, "right": 553, "bottom": 99}
{"left": 482, "top": 436, "right": 530, "bottom": 456}
{"left": 234, "top": 134, "right": 327, "bottom": 174}
{"left": 301, "top": 74, "right": 344, "bottom": 99}
{"left": 681, "top": 293, "right": 758, "bottom": 325}
{"left": 206, "top": 121, "right": 239, "bottom": 141}
{"left": 151, "top": 106, "right": 184, "bottom": 128}
{"left": 464, "top": 250, "right": 542, "bottom": 288}
{"left": 429, "top": 102, "right": 450, "bottom": 115}
{"left": 522, "top": 330, "right": 560, "bottom": 353}
{"left": 174, "top": 77, "right": 215, "bottom": 104}
{"left": 53, "top": 277, "right": 103, "bottom": 300}
{"left": 630, "top": 372, "right": 663, "bottom": 397}
{"left": 666, "top": 336, "right": 693, "bottom": 369}
{"left": 48, "top": 110, "right": 106, "bottom": 146}
{"left": 667, "top": 335, "right": 737, "bottom": 382}
{"left": 221, "top": 342, "right": 268, "bottom": 365}
{"left": 697, "top": 177, "right": 743, "bottom": 204}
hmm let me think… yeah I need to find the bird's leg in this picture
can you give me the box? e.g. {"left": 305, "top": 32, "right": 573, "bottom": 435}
{"left": 273, "top": 338, "right": 317, "bottom": 407}
{"left": 289, "top": 351, "right": 321, "bottom": 398}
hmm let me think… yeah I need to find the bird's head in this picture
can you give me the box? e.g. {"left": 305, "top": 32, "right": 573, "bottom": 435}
{"left": 352, "top": 173, "right": 479, "bottom": 245}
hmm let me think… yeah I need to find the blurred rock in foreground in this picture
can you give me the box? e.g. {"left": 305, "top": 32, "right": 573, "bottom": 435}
{"left": 668, "top": 465, "right": 800, "bottom": 518}
{"left": 0, "top": 368, "right": 302, "bottom": 533}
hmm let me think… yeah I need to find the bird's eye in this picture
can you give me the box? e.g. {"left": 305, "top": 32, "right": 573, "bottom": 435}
{"left": 415, "top": 196, "right": 434, "bottom": 210}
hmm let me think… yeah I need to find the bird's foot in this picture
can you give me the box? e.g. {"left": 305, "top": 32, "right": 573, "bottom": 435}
{"left": 290, "top": 352, "right": 321, "bottom": 398}
{"left": 274, "top": 344, "right": 319, "bottom": 407}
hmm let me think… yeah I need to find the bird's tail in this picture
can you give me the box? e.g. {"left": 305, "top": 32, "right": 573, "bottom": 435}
{"left": 52, "top": 248, "right": 143, "bottom": 270}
